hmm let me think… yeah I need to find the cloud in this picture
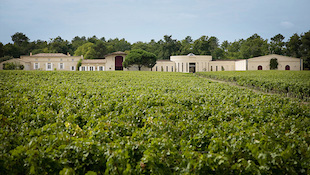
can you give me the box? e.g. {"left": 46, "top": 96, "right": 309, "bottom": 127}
{"left": 280, "top": 21, "right": 294, "bottom": 29}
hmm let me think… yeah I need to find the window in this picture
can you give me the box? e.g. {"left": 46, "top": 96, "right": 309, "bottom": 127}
{"left": 46, "top": 63, "right": 52, "bottom": 70}
{"left": 156, "top": 66, "right": 158, "bottom": 71}
{"left": 80, "top": 66, "right": 86, "bottom": 71}
{"left": 60, "top": 59, "right": 63, "bottom": 61}
{"left": 98, "top": 66, "right": 104, "bottom": 71}
{"left": 89, "top": 66, "right": 94, "bottom": 71}
{"left": 166, "top": 66, "right": 168, "bottom": 72}
{"left": 71, "top": 66, "right": 75, "bottom": 71}
{"left": 182, "top": 63, "right": 184, "bottom": 72}
{"left": 72, "top": 59, "right": 74, "bottom": 61}
{"left": 171, "top": 66, "right": 173, "bottom": 72}
{"left": 34, "top": 63, "right": 39, "bottom": 70}
{"left": 59, "top": 63, "right": 64, "bottom": 69}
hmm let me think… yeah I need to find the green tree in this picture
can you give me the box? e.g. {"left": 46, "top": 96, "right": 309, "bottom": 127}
{"left": 179, "top": 36, "right": 193, "bottom": 55}
{"left": 192, "top": 36, "right": 211, "bottom": 55}
{"left": 106, "top": 38, "right": 131, "bottom": 53}
{"left": 301, "top": 30, "right": 310, "bottom": 69}
{"left": 287, "top": 33, "right": 301, "bottom": 58}
{"left": 225, "top": 40, "right": 243, "bottom": 59}
{"left": 212, "top": 48, "right": 225, "bottom": 60}
{"left": 270, "top": 58, "right": 278, "bottom": 70}
{"left": 132, "top": 41, "right": 148, "bottom": 51}
{"left": 240, "top": 34, "right": 268, "bottom": 59}
{"left": 270, "top": 34, "right": 286, "bottom": 55}
{"left": 0, "top": 42, "right": 4, "bottom": 57}
{"left": 93, "top": 40, "right": 108, "bottom": 58}
{"left": 11, "top": 32, "right": 29, "bottom": 46}
{"left": 71, "top": 36, "right": 87, "bottom": 51}
{"left": 123, "top": 49, "right": 157, "bottom": 71}
{"left": 3, "top": 43, "right": 20, "bottom": 58}
{"left": 158, "top": 35, "right": 180, "bottom": 59}
{"left": 74, "top": 42, "right": 96, "bottom": 59}
{"left": 49, "top": 36, "right": 71, "bottom": 54}
{"left": 87, "top": 35, "right": 99, "bottom": 43}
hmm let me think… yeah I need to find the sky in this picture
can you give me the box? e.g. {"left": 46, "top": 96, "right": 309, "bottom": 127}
{"left": 0, "top": 0, "right": 310, "bottom": 44}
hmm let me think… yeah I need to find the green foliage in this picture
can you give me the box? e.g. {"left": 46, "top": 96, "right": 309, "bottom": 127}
{"left": 77, "top": 59, "right": 82, "bottom": 71}
{"left": 123, "top": 49, "right": 157, "bottom": 70}
{"left": 74, "top": 42, "right": 96, "bottom": 59}
{"left": 0, "top": 71, "right": 310, "bottom": 174}
{"left": 270, "top": 58, "right": 278, "bottom": 70}
{"left": 270, "top": 34, "right": 286, "bottom": 55}
{"left": 0, "top": 56, "right": 14, "bottom": 63}
{"left": 3, "top": 62, "right": 24, "bottom": 70}
{"left": 240, "top": 34, "right": 269, "bottom": 59}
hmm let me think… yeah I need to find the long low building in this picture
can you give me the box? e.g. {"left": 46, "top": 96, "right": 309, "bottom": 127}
{"left": 0, "top": 52, "right": 303, "bottom": 71}
{"left": 153, "top": 53, "right": 303, "bottom": 72}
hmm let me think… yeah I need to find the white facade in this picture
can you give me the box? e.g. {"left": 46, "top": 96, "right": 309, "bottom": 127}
{"left": 235, "top": 60, "right": 247, "bottom": 71}
{"left": 152, "top": 54, "right": 303, "bottom": 72}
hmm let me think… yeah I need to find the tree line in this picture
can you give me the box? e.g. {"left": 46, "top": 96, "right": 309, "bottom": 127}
{"left": 0, "top": 31, "right": 309, "bottom": 69}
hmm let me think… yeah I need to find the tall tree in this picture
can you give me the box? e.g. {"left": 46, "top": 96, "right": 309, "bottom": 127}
{"left": 179, "top": 36, "right": 193, "bottom": 55}
{"left": 158, "top": 35, "right": 180, "bottom": 59}
{"left": 192, "top": 36, "right": 211, "bottom": 55}
{"left": 123, "top": 49, "right": 157, "bottom": 71}
{"left": 270, "top": 34, "right": 286, "bottom": 55}
{"left": 49, "top": 36, "right": 71, "bottom": 54}
{"left": 240, "top": 34, "right": 268, "bottom": 59}
{"left": 74, "top": 42, "right": 96, "bottom": 59}
{"left": 0, "top": 42, "right": 4, "bottom": 57}
{"left": 287, "top": 33, "right": 302, "bottom": 58}
{"left": 301, "top": 30, "right": 310, "bottom": 69}
{"left": 71, "top": 36, "right": 87, "bottom": 51}
{"left": 106, "top": 38, "right": 131, "bottom": 53}
{"left": 3, "top": 43, "right": 20, "bottom": 58}
{"left": 93, "top": 40, "right": 108, "bottom": 58}
{"left": 11, "top": 32, "right": 29, "bottom": 46}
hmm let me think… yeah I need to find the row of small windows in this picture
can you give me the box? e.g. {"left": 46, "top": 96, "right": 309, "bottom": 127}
{"left": 79, "top": 66, "right": 105, "bottom": 71}
{"left": 257, "top": 65, "right": 291, "bottom": 70}
{"left": 34, "top": 63, "right": 75, "bottom": 71}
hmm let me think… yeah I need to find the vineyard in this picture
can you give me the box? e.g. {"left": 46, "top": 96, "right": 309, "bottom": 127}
{"left": 0, "top": 70, "right": 310, "bottom": 174}
{"left": 196, "top": 71, "right": 310, "bottom": 101}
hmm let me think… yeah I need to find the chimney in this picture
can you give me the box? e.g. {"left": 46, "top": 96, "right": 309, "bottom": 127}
{"left": 30, "top": 52, "right": 32, "bottom": 56}
{"left": 67, "top": 52, "right": 71, "bottom": 56}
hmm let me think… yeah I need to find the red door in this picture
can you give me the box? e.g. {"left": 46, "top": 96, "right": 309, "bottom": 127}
{"left": 258, "top": 65, "right": 263, "bottom": 70}
{"left": 115, "top": 56, "right": 123, "bottom": 70}
{"left": 285, "top": 65, "right": 290, "bottom": 70}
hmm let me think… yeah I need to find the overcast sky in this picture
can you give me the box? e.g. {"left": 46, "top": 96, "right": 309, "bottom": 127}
{"left": 1, "top": 0, "right": 309, "bottom": 44}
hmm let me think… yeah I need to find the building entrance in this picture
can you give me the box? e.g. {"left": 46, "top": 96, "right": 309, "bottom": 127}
{"left": 189, "top": 63, "right": 196, "bottom": 73}
{"left": 115, "top": 56, "right": 123, "bottom": 70}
